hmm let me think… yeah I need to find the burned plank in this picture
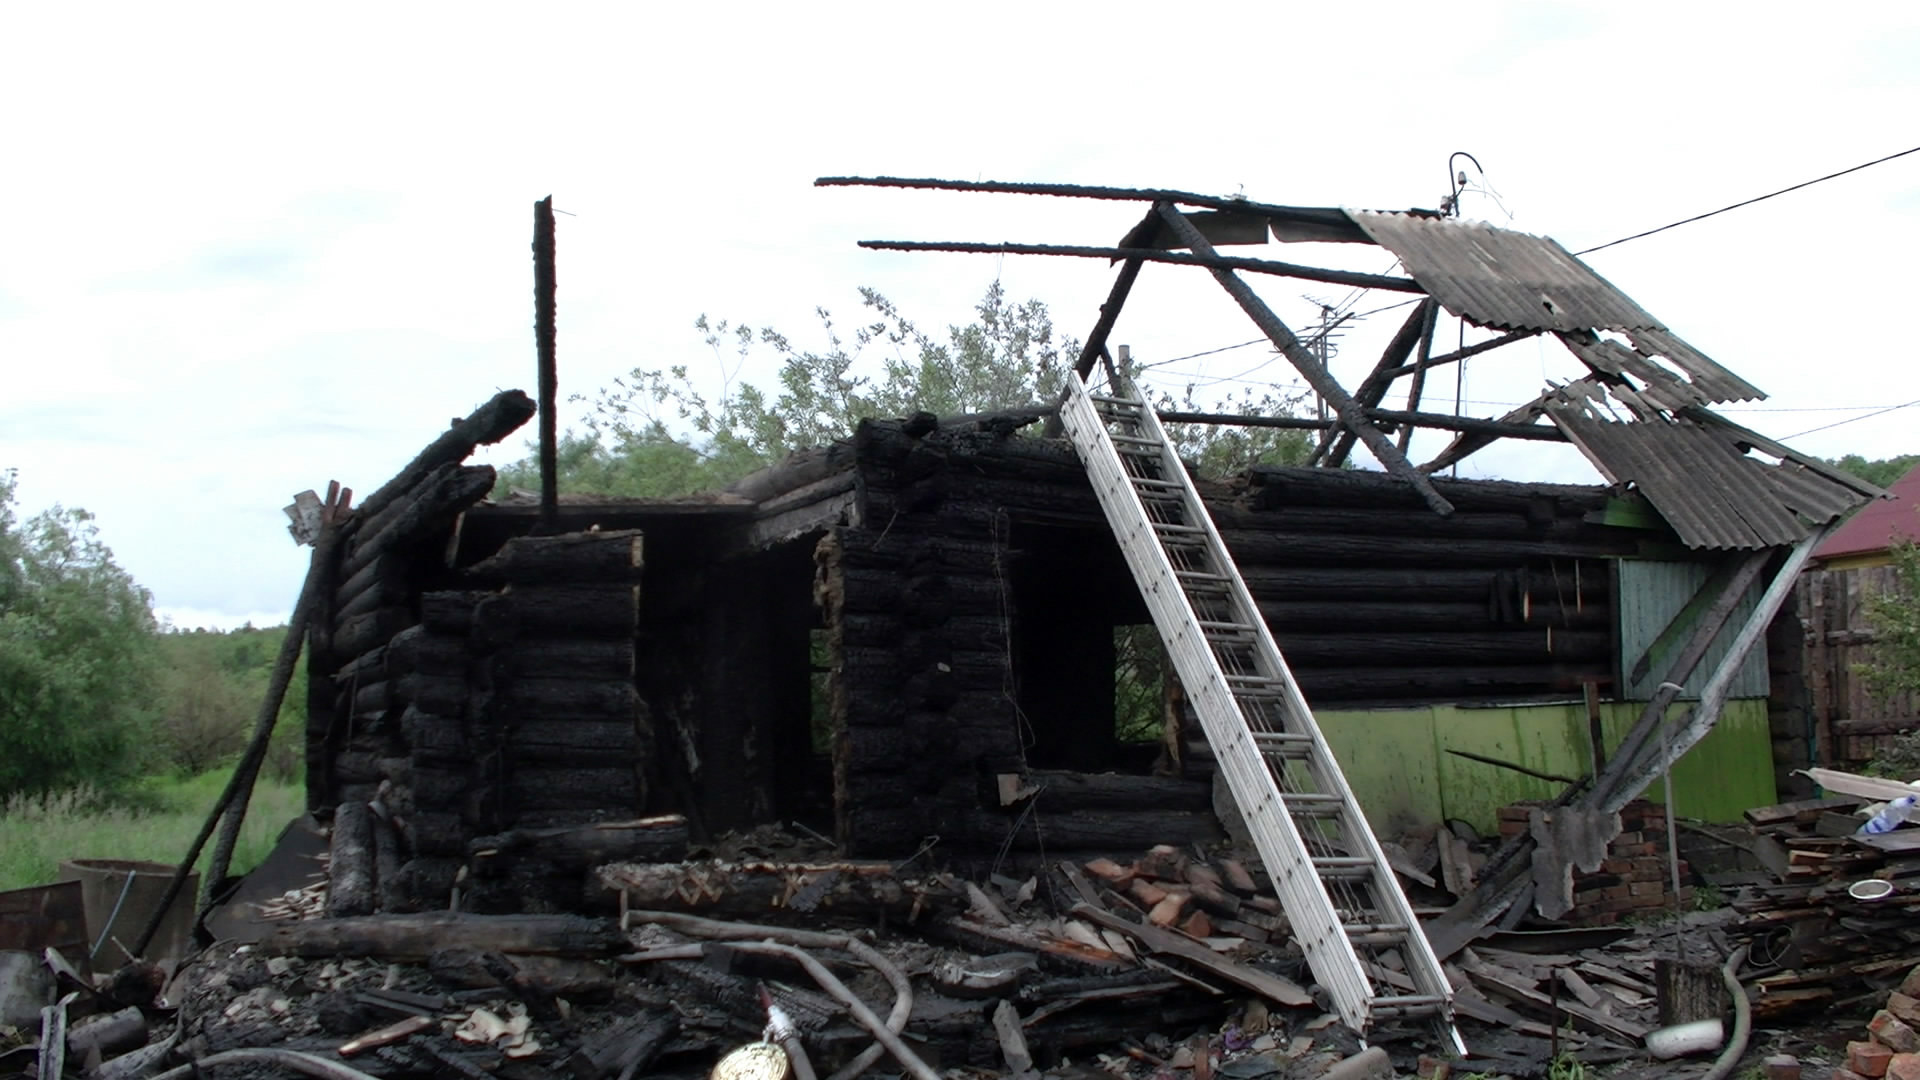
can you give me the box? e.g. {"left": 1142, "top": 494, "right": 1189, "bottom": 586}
{"left": 463, "top": 530, "right": 644, "bottom": 585}
{"left": 1070, "top": 903, "right": 1311, "bottom": 1007}
{"left": 599, "top": 860, "right": 956, "bottom": 922}
{"left": 259, "top": 912, "right": 625, "bottom": 961}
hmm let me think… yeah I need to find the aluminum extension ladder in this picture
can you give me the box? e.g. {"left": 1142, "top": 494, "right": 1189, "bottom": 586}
{"left": 1059, "top": 368, "right": 1463, "bottom": 1051}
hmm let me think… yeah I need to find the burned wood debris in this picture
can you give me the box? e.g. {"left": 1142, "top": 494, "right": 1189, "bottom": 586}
{"left": 4, "top": 833, "right": 1706, "bottom": 1080}
{"left": 1717, "top": 783, "right": 1920, "bottom": 1022}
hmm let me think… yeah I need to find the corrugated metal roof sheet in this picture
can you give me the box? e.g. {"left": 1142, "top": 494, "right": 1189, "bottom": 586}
{"left": 1348, "top": 211, "right": 1665, "bottom": 333}
{"left": 1545, "top": 398, "right": 1869, "bottom": 550}
{"left": 1347, "top": 212, "right": 1765, "bottom": 407}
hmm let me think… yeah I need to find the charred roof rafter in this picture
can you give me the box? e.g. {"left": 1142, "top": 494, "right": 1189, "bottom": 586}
{"left": 820, "top": 173, "right": 1879, "bottom": 547}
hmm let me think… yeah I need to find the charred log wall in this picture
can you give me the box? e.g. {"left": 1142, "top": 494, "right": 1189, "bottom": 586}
{"left": 822, "top": 417, "right": 1640, "bottom": 854}
{"left": 315, "top": 497, "right": 651, "bottom": 912}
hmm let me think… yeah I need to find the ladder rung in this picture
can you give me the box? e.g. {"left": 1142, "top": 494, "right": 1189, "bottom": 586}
{"left": 1110, "top": 434, "right": 1161, "bottom": 447}
{"left": 1313, "top": 856, "right": 1374, "bottom": 869}
{"left": 1369, "top": 994, "right": 1449, "bottom": 1016}
{"left": 1198, "top": 620, "right": 1257, "bottom": 634}
{"left": 1088, "top": 393, "right": 1143, "bottom": 407}
{"left": 1152, "top": 522, "right": 1206, "bottom": 535}
{"left": 1282, "top": 792, "right": 1345, "bottom": 808}
{"left": 1253, "top": 732, "right": 1314, "bottom": 755}
{"left": 1131, "top": 477, "right": 1186, "bottom": 489}
{"left": 1346, "top": 921, "right": 1409, "bottom": 934}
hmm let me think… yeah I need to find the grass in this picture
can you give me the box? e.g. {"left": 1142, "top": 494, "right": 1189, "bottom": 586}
{"left": 0, "top": 768, "right": 304, "bottom": 893}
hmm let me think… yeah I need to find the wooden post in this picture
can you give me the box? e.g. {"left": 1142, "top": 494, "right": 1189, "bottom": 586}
{"left": 533, "top": 196, "right": 558, "bottom": 532}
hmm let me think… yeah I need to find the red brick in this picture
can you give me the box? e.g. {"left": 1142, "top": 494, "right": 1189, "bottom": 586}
{"left": 1874, "top": 1011, "right": 1920, "bottom": 1054}
{"left": 1899, "top": 966, "right": 1920, "bottom": 999}
{"left": 1611, "top": 830, "right": 1643, "bottom": 846}
{"left": 1613, "top": 841, "right": 1657, "bottom": 857}
{"left": 1629, "top": 881, "right": 1666, "bottom": 898}
{"left": 1889, "top": 992, "right": 1920, "bottom": 1028}
{"left": 1889, "top": 1052, "right": 1920, "bottom": 1080}
{"left": 1763, "top": 1054, "right": 1800, "bottom": 1080}
{"left": 1851, "top": 1040, "right": 1894, "bottom": 1078}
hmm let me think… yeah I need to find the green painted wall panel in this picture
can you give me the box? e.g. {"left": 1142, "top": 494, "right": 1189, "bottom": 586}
{"left": 1314, "top": 698, "right": 1775, "bottom": 835}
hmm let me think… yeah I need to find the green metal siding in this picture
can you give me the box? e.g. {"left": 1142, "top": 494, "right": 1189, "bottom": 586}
{"left": 1316, "top": 698, "right": 1774, "bottom": 837}
{"left": 1615, "top": 559, "right": 1770, "bottom": 701}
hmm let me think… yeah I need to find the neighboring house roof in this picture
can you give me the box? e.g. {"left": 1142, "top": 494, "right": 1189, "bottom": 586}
{"left": 1814, "top": 463, "right": 1920, "bottom": 567}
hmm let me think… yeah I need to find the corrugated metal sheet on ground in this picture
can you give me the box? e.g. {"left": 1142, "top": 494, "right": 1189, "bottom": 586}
{"left": 1348, "top": 211, "right": 1665, "bottom": 333}
{"left": 1615, "top": 559, "right": 1770, "bottom": 702}
{"left": 1548, "top": 411, "right": 1846, "bottom": 550}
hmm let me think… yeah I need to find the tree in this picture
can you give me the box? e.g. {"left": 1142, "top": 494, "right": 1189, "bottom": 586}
{"left": 1829, "top": 454, "right": 1920, "bottom": 490}
{"left": 1863, "top": 540, "right": 1920, "bottom": 699}
{"left": 501, "top": 282, "right": 1315, "bottom": 498}
{"left": 0, "top": 470, "right": 159, "bottom": 797}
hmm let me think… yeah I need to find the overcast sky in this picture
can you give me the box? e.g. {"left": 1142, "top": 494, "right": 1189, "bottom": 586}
{"left": 5, "top": 3, "right": 1917, "bottom": 629}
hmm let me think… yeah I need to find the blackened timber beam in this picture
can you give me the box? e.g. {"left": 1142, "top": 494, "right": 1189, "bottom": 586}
{"left": 1042, "top": 206, "right": 1159, "bottom": 437}
{"left": 816, "top": 175, "right": 1372, "bottom": 244}
{"left": 1419, "top": 383, "right": 1567, "bottom": 475}
{"left": 354, "top": 389, "right": 536, "bottom": 523}
{"left": 1382, "top": 329, "right": 1539, "bottom": 379}
{"left": 1154, "top": 408, "right": 1568, "bottom": 442}
{"left": 859, "top": 240, "right": 1424, "bottom": 295}
{"left": 1311, "top": 300, "right": 1431, "bottom": 466}
{"left": 1076, "top": 206, "right": 1163, "bottom": 378}
{"left": 1395, "top": 301, "right": 1443, "bottom": 453}
{"left": 1155, "top": 203, "right": 1454, "bottom": 516}
{"left": 534, "top": 196, "right": 559, "bottom": 532}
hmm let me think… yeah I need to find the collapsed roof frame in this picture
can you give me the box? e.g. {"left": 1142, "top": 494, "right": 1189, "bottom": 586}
{"left": 817, "top": 175, "right": 1885, "bottom": 549}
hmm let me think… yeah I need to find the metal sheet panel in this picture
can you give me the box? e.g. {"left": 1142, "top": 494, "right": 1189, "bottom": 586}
{"left": 1616, "top": 559, "right": 1770, "bottom": 701}
{"left": 1547, "top": 408, "right": 1863, "bottom": 550}
{"left": 1349, "top": 211, "right": 1665, "bottom": 333}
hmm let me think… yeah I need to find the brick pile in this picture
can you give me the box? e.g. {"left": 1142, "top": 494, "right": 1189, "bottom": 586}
{"left": 1495, "top": 799, "right": 1693, "bottom": 924}
{"left": 1838, "top": 964, "right": 1920, "bottom": 1078}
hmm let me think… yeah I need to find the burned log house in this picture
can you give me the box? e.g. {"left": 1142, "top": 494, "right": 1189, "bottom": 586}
{"left": 306, "top": 180, "right": 1882, "bottom": 921}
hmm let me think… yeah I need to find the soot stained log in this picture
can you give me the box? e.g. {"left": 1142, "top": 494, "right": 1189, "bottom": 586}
{"left": 500, "top": 678, "right": 640, "bottom": 722}
{"left": 1021, "top": 771, "right": 1214, "bottom": 813}
{"left": 470, "top": 815, "right": 688, "bottom": 871}
{"left": 1267, "top": 629, "right": 1611, "bottom": 666}
{"left": 1220, "top": 529, "right": 1638, "bottom": 567}
{"left": 599, "top": 860, "right": 957, "bottom": 921}
{"left": 461, "top": 529, "right": 644, "bottom": 584}
{"left": 1240, "top": 566, "right": 1609, "bottom": 602}
{"left": 327, "top": 800, "right": 377, "bottom": 917}
{"left": 335, "top": 553, "right": 409, "bottom": 614}
{"left": 508, "top": 720, "right": 643, "bottom": 766}
{"left": 334, "top": 607, "right": 412, "bottom": 660}
{"left": 336, "top": 575, "right": 411, "bottom": 623}
{"left": 401, "top": 812, "right": 472, "bottom": 857}
{"left": 422, "top": 586, "right": 640, "bottom": 638}
{"left": 1208, "top": 503, "right": 1596, "bottom": 542}
{"left": 345, "top": 464, "right": 496, "bottom": 579}
{"left": 401, "top": 707, "right": 468, "bottom": 762}
{"left": 354, "top": 390, "right": 536, "bottom": 523}
{"left": 259, "top": 911, "right": 623, "bottom": 961}
{"left": 1258, "top": 599, "right": 1608, "bottom": 631}
{"left": 1246, "top": 465, "right": 1607, "bottom": 514}
{"left": 507, "top": 767, "right": 639, "bottom": 812}
{"left": 393, "top": 632, "right": 632, "bottom": 680}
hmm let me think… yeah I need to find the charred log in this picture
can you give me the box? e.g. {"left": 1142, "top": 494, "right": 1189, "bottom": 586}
{"left": 462, "top": 530, "right": 645, "bottom": 585}
{"left": 258, "top": 912, "right": 624, "bottom": 961}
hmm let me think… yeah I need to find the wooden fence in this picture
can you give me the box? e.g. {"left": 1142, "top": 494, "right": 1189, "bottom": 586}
{"left": 1801, "top": 565, "right": 1919, "bottom": 770}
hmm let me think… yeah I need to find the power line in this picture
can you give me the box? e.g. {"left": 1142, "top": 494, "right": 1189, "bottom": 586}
{"left": 1576, "top": 142, "right": 1920, "bottom": 256}
{"left": 1782, "top": 398, "right": 1920, "bottom": 440}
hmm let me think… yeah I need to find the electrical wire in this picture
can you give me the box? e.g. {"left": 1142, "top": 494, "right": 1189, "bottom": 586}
{"left": 1577, "top": 141, "right": 1920, "bottom": 255}
{"left": 1781, "top": 397, "right": 1920, "bottom": 439}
